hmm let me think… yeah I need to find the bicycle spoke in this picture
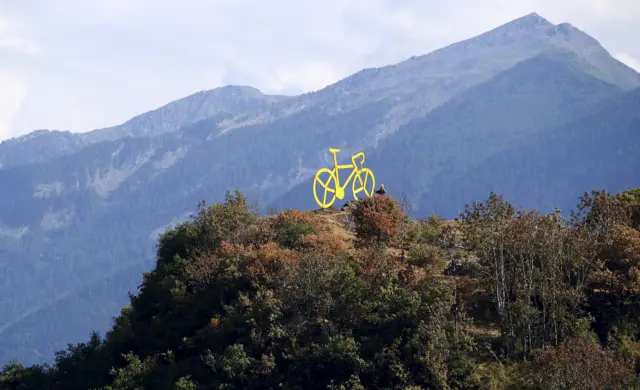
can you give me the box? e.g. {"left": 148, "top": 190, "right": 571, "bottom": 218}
{"left": 323, "top": 189, "right": 328, "bottom": 205}
{"left": 325, "top": 187, "right": 335, "bottom": 193}
{"left": 363, "top": 172, "right": 368, "bottom": 189}
{"left": 321, "top": 174, "right": 336, "bottom": 190}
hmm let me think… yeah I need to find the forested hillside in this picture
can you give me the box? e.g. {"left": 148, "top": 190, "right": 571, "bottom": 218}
{"left": 2, "top": 187, "right": 640, "bottom": 389}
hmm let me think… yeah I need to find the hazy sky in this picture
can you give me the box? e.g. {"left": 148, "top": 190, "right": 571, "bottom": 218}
{"left": 1, "top": 0, "right": 639, "bottom": 140}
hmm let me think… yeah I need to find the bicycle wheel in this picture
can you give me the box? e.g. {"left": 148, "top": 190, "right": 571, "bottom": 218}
{"left": 352, "top": 168, "right": 375, "bottom": 199}
{"left": 313, "top": 168, "right": 338, "bottom": 208}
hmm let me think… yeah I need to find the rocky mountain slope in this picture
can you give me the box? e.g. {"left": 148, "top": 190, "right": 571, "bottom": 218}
{"left": 272, "top": 49, "right": 634, "bottom": 213}
{"left": 0, "top": 12, "right": 638, "bottom": 365}
{"left": 426, "top": 86, "right": 640, "bottom": 216}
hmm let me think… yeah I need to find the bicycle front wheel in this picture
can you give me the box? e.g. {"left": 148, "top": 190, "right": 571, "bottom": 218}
{"left": 352, "top": 168, "right": 375, "bottom": 199}
{"left": 313, "top": 168, "right": 337, "bottom": 208}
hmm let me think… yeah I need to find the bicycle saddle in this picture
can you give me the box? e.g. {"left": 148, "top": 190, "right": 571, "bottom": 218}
{"left": 329, "top": 148, "right": 341, "bottom": 153}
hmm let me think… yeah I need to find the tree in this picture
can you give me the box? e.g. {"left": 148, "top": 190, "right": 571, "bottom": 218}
{"left": 396, "top": 193, "right": 413, "bottom": 261}
{"left": 8, "top": 188, "right": 640, "bottom": 390}
{"left": 194, "top": 189, "right": 259, "bottom": 251}
{"left": 351, "top": 196, "right": 404, "bottom": 248}
{"left": 460, "top": 193, "right": 585, "bottom": 358}
{"left": 0, "top": 362, "right": 53, "bottom": 390}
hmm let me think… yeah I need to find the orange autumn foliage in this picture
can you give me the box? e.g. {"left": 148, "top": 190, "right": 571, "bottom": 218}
{"left": 246, "top": 242, "right": 299, "bottom": 282}
{"left": 351, "top": 196, "right": 404, "bottom": 247}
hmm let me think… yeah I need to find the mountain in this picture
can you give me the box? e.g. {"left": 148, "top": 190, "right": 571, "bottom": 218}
{"left": 81, "top": 85, "right": 290, "bottom": 142}
{"left": 0, "top": 130, "right": 84, "bottom": 169}
{"left": 0, "top": 86, "right": 289, "bottom": 169}
{"left": 0, "top": 13, "right": 639, "bottom": 366}
{"left": 271, "top": 48, "right": 627, "bottom": 212}
{"left": 423, "top": 86, "right": 640, "bottom": 217}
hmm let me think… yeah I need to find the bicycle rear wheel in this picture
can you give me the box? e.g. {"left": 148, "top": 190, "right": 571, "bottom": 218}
{"left": 313, "top": 168, "right": 337, "bottom": 208}
{"left": 352, "top": 168, "right": 375, "bottom": 199}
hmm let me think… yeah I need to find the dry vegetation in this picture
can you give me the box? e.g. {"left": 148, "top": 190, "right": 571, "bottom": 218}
{"left": 3, "top": 189, "right": 640, "bottom": 390}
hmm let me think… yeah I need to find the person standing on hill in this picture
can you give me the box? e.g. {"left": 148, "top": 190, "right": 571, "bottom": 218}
{"left": 375, "top": 184, "right": 387, "bottom": 196}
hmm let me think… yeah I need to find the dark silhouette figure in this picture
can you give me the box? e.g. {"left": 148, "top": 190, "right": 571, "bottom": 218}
{"left": 375, "top": 184, "right": 387, "bottom": 196}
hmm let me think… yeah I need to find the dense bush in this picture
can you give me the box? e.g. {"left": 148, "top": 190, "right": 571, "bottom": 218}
{"left": 351, "top": 195, "right": 404, "bottom": 248}
{"left": 526, "top": 336, "right": 636, "bottom": 389}
{"left": 269, "top": 209, "right": 319, "bottom": 249}
{"left": 405, "top": 214, "right": 444, "bottom": 246}
{"left": 406, "top": 243, "right": 445, "bottom": 272}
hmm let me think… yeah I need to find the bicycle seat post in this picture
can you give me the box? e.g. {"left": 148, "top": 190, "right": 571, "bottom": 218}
{"left": 329, "top": 148, "right": 341, "bottom": 171}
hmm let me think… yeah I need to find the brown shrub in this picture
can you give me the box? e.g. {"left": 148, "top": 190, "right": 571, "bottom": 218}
{"left": 351, "top": 196, "right": 404, "bottom": 248}
{"left": 245, "top": 242, "right": 299, "bottom": 282}
{"left": 529, "top": 337, "right": 635, "bottom": 390}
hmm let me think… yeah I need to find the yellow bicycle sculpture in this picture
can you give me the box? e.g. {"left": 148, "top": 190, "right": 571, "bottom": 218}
{"left": 313, "top": 148, "right": 376, "bottom": 208}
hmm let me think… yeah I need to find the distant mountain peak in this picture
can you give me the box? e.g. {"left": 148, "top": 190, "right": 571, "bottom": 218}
{"left": 215, "top": 85, "right": 264, "bottom": 94}
{"left": 488, "top": 12, "right": 553, "bottom": 33}
{"left": 511, "top": 12, "right": 553, "bottom": 27}
{"left": 189, "top": 85, "right": 266, "bottom": 99}
{"left": 462, "top": 12, "right": 556, "bottom": 49}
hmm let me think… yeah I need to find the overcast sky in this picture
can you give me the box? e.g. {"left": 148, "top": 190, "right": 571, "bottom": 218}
{"left": 1, "top": 0, "right": 639, "bottom": 140}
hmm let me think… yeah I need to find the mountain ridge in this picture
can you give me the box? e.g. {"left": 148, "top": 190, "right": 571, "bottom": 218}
{"left": 269, "top": 47, "right": 626, "bottom": 213}
{"left": 0, "top": 86, "right": 290, "bottom": 169}
{"left": 4, "top": 11, "right": 638, "bottom": 170}
{"left": 422, "top": 86, "right": 640, "bottom": 216}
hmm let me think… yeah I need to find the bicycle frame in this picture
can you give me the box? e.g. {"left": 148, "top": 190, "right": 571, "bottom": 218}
{"left": 331, "top": 150, "right": 362, "bottom": 191}
{"left": 312, "top": 148, "right": 374, "bottom": 208}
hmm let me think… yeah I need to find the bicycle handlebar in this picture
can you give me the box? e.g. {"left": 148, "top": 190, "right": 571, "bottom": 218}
{"left": 352, "top": 152, "right": 365, "bottom": 166}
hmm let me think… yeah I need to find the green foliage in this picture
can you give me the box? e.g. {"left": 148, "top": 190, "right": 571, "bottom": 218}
{"left": 406, "top": 214, "right": 444, "bottom": 246}
{"left": 52, "top": 331, "right": 111, "bottom": 390}
{"left": 327, "top": 373, "right": 366, "bottom": 390}
{"left": 272, "top": 218, "right": 318, "bottom": 249}
{"left": 156, "top": 221, "right": 200, "bottom": 268}
{"left": 103, "top": 353, "right": 158, "bottom": 390}
{"left": 621, "top": 188, "right": 640, "bottom": 202}
{"left": 6, "top": 187, "right": 640, "bottom": 389}
{"left": 194, "top": 189, "right": 259, "bottom": 250}
{"left": 406, "top": 243, "right": 445, "bottom": 272}
{"left": 0, "top": 362, "right": 53, "bottom": 389}
{"left": 460, "top": 193, "right": 589, "bottom": 358}
{"left": 4, "top": 191, "right": 477, "bottom": 389}
{"left": 173, "top": 376, "right": 197, "bottom": 390}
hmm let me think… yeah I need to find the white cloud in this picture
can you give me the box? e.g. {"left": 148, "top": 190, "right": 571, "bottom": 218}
{"left": 271, "top": 62, "right": 341, "bottom": 94}
{"left": 0, "top": 70, "right": 29, "bottom": 140}
{"left": 0, "top": 0, "right": 639, "bottom": 139}
{"left": 0, "top": 36, "right": 40, "bottom": 56}
{"left": 0, "top": 14, "right": 39, "bottom": 138}
{"left": 0, "top": 14, "right": 41, "bottom": 56}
